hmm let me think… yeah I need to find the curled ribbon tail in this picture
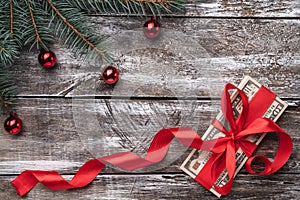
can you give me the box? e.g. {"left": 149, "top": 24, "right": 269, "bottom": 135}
{"left": 11, "top": 159, "right": 105, "bottom": 197}
{"left": 11, "top": 127, "right": 205, "bottom": 197}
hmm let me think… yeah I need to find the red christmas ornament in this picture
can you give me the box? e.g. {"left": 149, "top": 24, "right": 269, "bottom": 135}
{"left": 102, "top": 66, "right": 119, "bottom": 85}
{"left": 143, "top": 17, "right": 161, "bottom": 39}
{"left": 38, "top": 50, "right": 57, "bottom": 68}
{"left": 4, "top": 112, "right": 23, "bottom": 135}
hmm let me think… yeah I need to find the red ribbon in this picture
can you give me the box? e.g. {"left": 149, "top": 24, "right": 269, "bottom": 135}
{"left": 11, "top": 84, "right": 293, "bottom": 197}
{"left": 194, "top": 84, "right": 293, "bottom": 195}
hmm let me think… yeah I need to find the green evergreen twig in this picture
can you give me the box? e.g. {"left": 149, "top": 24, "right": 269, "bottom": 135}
{"left": 73, "top": 0, "right": 186, "bottom": 16}
{"left": 0, "top": 0, "right": 22, "bottom": 67}
{"left": 45, "top": 0, "right": 110, "bottom": 63}
{"left": 0, "top": 69, "right": 17, "bottom": 112}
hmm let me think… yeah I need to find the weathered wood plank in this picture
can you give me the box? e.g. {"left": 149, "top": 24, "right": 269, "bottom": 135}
{"left": 2, "top": 0, "right": 299, "bottom": 199}
{"left": 92, "top": 0, "right": 300, "bottom": 18}
{"left": 9, "top": 18, "right": 300, "bottom": 98}
{"left": 0, "top": 174, "right": 299, "bottom": 199}
{"left": 0, "top": 98, "right": 298, "bottom": 174}
{"left": 184, "top": 0, "right": 300, "bottom": 18}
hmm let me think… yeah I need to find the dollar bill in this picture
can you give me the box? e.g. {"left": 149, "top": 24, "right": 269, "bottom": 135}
{"left": 180, "top": 76, "right": 288, "bottom": 197}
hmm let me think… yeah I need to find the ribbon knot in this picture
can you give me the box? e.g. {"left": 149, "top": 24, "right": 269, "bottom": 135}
{"left": 230, "top": 133, "right": 235, "bottom": 141}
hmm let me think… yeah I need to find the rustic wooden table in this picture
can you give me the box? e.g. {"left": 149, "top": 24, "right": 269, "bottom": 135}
{"left": 1, "top": 1, "right": 299, "bottom": 199}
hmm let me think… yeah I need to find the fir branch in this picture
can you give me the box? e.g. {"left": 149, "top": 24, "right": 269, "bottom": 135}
{"left": 0, "top": 0, "right": 21, "bottom": 67}
{"left": 46, "top": 0, "right": 110, "bottom": 63}
{"left": 23, "top": 0, "right": 54, "bottom": 50}
{"left": 6, "top": 0, "right": 23, "bottom": 45}
{"left": 47, "top": 0, "right": 105, "bottom": 57}
{"left": 0, "top": 30, "right": 20, "bottom": 67}
{"left": 10, "top": 0, "right": 13, "bottom": 37}
{"left": 73, "top": 0, "right": 186, "bottom": 16}
{"left": 27, "top": 0, "right": 42, "bottom": 45}
{"left": 0, "top": 69, "right": 17, "bottom": 112}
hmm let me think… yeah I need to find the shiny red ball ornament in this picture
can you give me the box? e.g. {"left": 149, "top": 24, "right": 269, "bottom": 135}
{"left": 102, "top": 66, "right": 120, "bottom": 85}
{"left": 38, "top": 50, "right": 57, "bottom": 68}
{"left": 143, "top": 17, "right": 161, "bottom": 39}
{"left": 4, "top": 113, "right": 23, "bottom": 135}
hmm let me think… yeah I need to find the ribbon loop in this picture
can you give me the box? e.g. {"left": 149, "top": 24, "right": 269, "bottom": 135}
{"left": 221, "top": 84, "right": 249, "bottom": 134}
{"left": 246, "top": 155, "right": 272, "bottom": 175}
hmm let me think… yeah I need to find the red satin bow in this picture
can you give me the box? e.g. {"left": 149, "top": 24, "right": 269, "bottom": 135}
{"left": 194, "top": 84, "right": 293, "bottom": 195}
{"left": 11, "top": 84, "right": 293, "bottom": 197}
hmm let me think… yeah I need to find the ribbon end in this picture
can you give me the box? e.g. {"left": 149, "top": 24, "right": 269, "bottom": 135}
{"left": 11, "top": 178, "right": 28, "bottom": 197}
{"left": 11, "top": 171, "right": 38, "bottom": 197}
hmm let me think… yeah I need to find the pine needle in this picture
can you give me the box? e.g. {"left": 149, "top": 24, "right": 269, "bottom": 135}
{"left": 0, "top": 69, "right": 17, "bottom": 112}
{"left": 73, "top": 0, "right": 186, "bottom": 15}
{"left": 46, "top": 0, "right": 111, "bottom": 64}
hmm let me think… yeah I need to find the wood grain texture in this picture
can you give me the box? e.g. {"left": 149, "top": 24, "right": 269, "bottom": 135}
{"left": 1, "top": 1, "right": 300, "bottom": 199}
{"left": 97, "top": 0, "right": 300, "bottom": 18}
{"left": 0, "top": 99, "right": 298, "bottom": 175}
{"left": 0, "top": 174, "right": 299, "bottom": 200}
{"left": 9, "top": 18, "right": 300, "bottom": 98}
{"left": 184, "top": 0, "right": 300, "bottom": 18}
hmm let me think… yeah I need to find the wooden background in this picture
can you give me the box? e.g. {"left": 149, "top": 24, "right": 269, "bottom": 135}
{"left": 1, "top": 0, "right": 299, "bottom": 199}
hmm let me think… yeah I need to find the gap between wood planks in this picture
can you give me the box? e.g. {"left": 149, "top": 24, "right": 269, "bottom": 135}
{"left": 87, "top": 14, "right": 300, "bottom": 20}
{"left": 15, "top": 96, "right": 300, "bottom": 108}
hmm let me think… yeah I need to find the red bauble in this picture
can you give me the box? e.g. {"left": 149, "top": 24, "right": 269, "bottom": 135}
{"left": 102, "top": 66, "right": 119, "bottom": 85}
{"left": 38, "top": 50, "right": 57, "bottom": 68}
{"left": 4, "top": 113, "right": 23, "bottom": 135}
{"left": 143, "top": 17, "right": 161, "bottom": 39}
